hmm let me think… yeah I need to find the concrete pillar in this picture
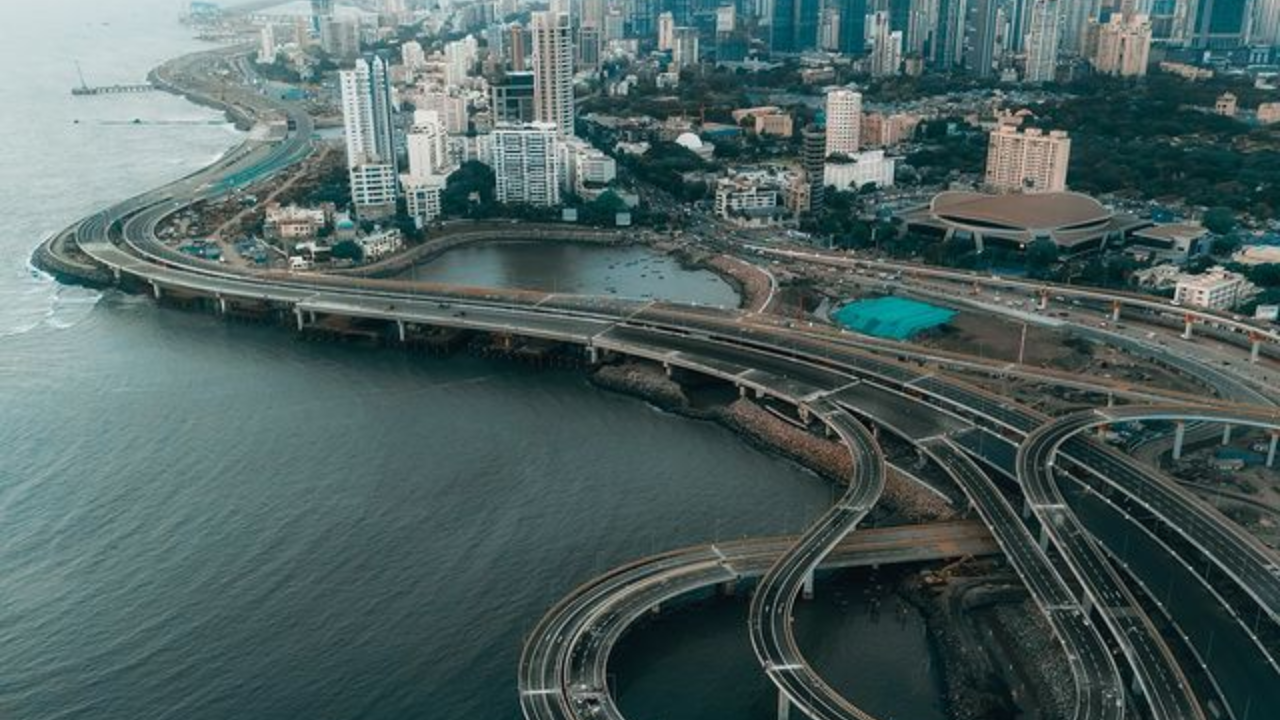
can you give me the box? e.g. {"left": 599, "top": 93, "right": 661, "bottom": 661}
{"left": 586, "top": 346, "right": 600, "bottom": 365}
{"left": 307, "top": 310, "right": 316, "bottom": 324}
{"left": 1082, "top": 592, "right": 1094, "bottom": 619}
{"left": 217, "top": 297, "right": 228, "bottom": 315}
{"left": 1222, "top": 424, "right": 1233, "bottom": 446}
{"left": 1183, "top": 316, "right": 1194, "bottom": 340}
{"left": 151, "top": 282, "right": 162, "bottom": 300}
{"left": 397, "top": 319, "right": 406, "bottom": 343}
{"left": 739, "top": 384, "right": 748, "bottom": 398}
{"left": 1038, "top": 291, "right": 1048, "bottom": 311}
{"left": 294, "top": 307, "right": 304, "bottom": 332}
{"left": 799, "top": 406, "right": 811, "bottom": 425}
{"left": 802, "top": 570, "right": 815, "bottom": 600}
{"left": 1111, "top": 301, "right": 1121, "bottom": 322}
{"left": 1039, "top": 525, "right": 1050, "bottom": 551}
{"left": 664, "top": 362, "right": 672, "bottom": 378}
{"left": 719, "top": 579, "right": 737, "bottom": 597}
{"left": 777, "top": 691, "right": 791, "bottom": 720}
{"left": 1268, "top": 433, "right": 1279, "bottom": 469}
{"left": 1022, "top": 497, "right": 1032, "bottom": 520}
{"left": 1252, "top": 339, "right": 1263, "bottom": 364}
{"left": 1173, "top": 421, "right": 1187, "bottom": 461}
{"left": 112, "top": 267, "right": 122, "bottom": 283}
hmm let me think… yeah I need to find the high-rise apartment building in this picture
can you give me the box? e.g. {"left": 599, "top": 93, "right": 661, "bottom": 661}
{"left": 672, "top": 27, "right": 700, "bottom": 68}
{"left": 838, "top": 0, "right": 868, "bottom": 54}
{"left": 491, "top": 123, "right": 562, "bottom": 206}
{"left": 868, "top": 12, "right": 903, "bottom": 77}
{"left": 1024, "top": 0, "right": 1061, "bottom": 83}
{"left": 772, "top": 0, "right": 821, "bottom": 53}
{"left": 406, "top": 111, "right": 451, "bottom": 177}
{"left": 340, "top": 55, "right": 399, "bottom": 217}
{"left": 984, "top": 125, "right": 1071, "bottom": 193}
{"left": 509, "top": 23, "right": 528, "bottom": 71}
{"left": 310, "top": 0, "right": 334, "bottom": 34}
{"left": 824, "top": 88, "right": 863, "bottom": 157}
{"left": 1093, "top": 14, "right": 1152, "bottom": 77}
{"left": 531, "top": 11, "right": 575, "bottom": 137}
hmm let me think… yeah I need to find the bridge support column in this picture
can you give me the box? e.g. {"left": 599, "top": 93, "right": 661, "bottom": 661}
{"left": 802, "top": 570, "right": 815, "bottom": 600}
{"left": 396, "top": 320, "right": 406, "bottom": 343}
{"left": 1252, "top": 339, "right": 1263, "bottom": 364}
{"left": 664, "top": 362, "right": 672, "bottom": 378}
{"left": 719, "top": 579, "right": 737, "bottom": 597}
{"left": 1110, "top": 301, "right": 1121, "bottom": 323}
{"left": 1038, "top": 525, "right": 1050, "bottom": 551}
{"left": 1173, "top": 421, "right": 1187, "bottom": 461}
{"left": 1268, "top": 433, "right": 1279, "bottom": 469}
{"left": 739, "top": 384, "right": 748, "bottom": 398}
{"left": 151, "top": 282, "right": 162, "bottom": 300}
{"left": 1038, "top": 290, "right": 1048, "bottom": 311}
{"left": 798, "top": 405, "right": 811, "bottom": 425}
{"left": 294, "top": 307, "right": 305, "bottom": 332}
{"left": 112, "top": 267, "right": 121, "bottom": 283}
{"left": 1222, "top": 424, "right": 1233, "bottom": 446}
{"left": 586, "top": 346, "right": 600, "bottom": 365}
{"left": 777, "top": 691, "right": 791, "bottom": 720}
{"left": 1182, "top": 315, "right": 1194, "bottom": 340}
{"left": 1022, "top": 497, "right": 1032, "bottom": 520}
{"left": 217, "top": 297, "right": 227, "bottom": 315}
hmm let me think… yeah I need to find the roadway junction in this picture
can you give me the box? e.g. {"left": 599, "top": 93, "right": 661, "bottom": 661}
{"left": 32, "top": 46, "right": 1280, "bottom": 720}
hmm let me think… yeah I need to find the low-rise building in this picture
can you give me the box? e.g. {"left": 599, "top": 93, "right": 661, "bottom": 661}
{"left": 1258, "top": 102, "right": 1280, "bottom": 124}
{"left": 1215, "top": 93, "right": 1238, "bottom": 117}
{"left": 1126, "top": 223, "right": 1209, "bottom": 263}
{"left": 824, "top": 150, "right": 897, "bottom": 192}
{"left": 264, "top": 204, "right": 327, "bottom": 240}
{"left": 401, "top": 174, "right": 447, "bottom": 225}
{"left": 714, "top": 174, "right": 786, "bottom": 228}
{"left": 1174, "top": 267, "right": 1256, "bottom": 310}
{"left": 1233, "top": 244, "right": 1280, "bottom": 265}
{"left": 356, "top": 228, "right": 404, "bottom": 261}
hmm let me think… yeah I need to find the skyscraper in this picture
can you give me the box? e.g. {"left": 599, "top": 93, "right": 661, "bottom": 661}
{"left": 658, "top": 11, "right": 676, "bottom": 50}
{"left": 1061, "top": 0, "right": 1100, "bottom": 54}
{"left": 340, "top": 55, "right": 398, "bottom": 217}
{"left": 967, "top": 0, "right": 1001, "bottom": 76}
{"left": 1024, "top": 0, "right": 1061, "bottom": 83}
{"left": 839, "top": 0, "right": 868, "bottom": 54}
{"left": 1093, "top": 13, "right": 1153, "bottom": 76}
{"left": 824, "top": 88, "right": 863, "bottom": 157}
{"left": 531, "top": 11, "right": 576, "bottom": 137}
{"left": 772, "top": 0, "right": 822, "bottom": 53}
{"left": 868, "top": 12, "right": 904, "bottom": 76}
{"left": 1189, "top": 0, "right": 1251, "bottom": 47}
{"left": 802, "top": 124, "right": 827, "bottom": 212}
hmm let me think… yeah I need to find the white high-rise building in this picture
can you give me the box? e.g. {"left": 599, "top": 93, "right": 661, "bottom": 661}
{"left": 341, "top": 55, "right": 399, "bottom": 217}
{"left": 258, "top": 24, "right": 279, "bottom": 64}
{"left": 824, "top": 88, "right": 862, "bottom": 157}
{"left": 658, "top": 12, "right": 676, "bottom": 50}
{"left": 1252, "top": 0, "right": 1280, "bottom": 46}
{"left": 1093, "top": 14, "right": 1152, "bottom": 77}
{"left": 492, "top": 123, "right": 562, "bottom": 206}
{"left": 407, "top": 111, "right": 451, "bottom": 177}
{"left": 444, "top": 36, "right": 479, "bottom": 87}
{"left": 672, "top": 27, "right": 700, "bottom": 68}
{"left": 1024, "top": 0, "right": 1061, "bottom": 83}
{"left": 984, "top": 125, "right": 1071, "bottom": 194}
{"left": 401, "top": 40, "right": 426, "bottom": 71}
{"left": 868, "top": 12, "right": 903, "bottom": 78}
{"left": 531, "top": 11, "right": 576, "bottom": 137}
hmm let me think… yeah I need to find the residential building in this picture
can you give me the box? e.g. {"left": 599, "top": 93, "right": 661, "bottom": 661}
{"left": 491, "top": 123, "right": 561, "bottom": 206}
{"left": 1258, "top": 102, "right": 1280, "bottom": 124}
{"left": 355, "top": 228, "right": 404, "bottom": 260}
{"left": 824, "top": 88, "right": 862, "bottom": 157}
{"left": 401, "top": 40, "right": 426, "bottom": 71}
{"left": 401, "top": 174, "right": 446, "bottom": 225}
{"left": 672, "top": 27, "right": 699, "bottom": 68}
{"left": 407, "top": 110, "right": 451, "bottom": 177}
{"left": 868, "top": 12, "right": 903, "bottom": 78}
{"left": 715, "top": 176, "right": 785, "bottom": 227}
{"left": 1216, "top": 92, "right": 1238, "bottom": 117}
{"left": 341, "top": 55, "right": 399, "bottom": 217}
{"left": 1024, "top": 0, "right": 1060, "bottom": 83}
{"left": 984, "top": 125, "right": 1071, "bottom": 194}
{"left": 1174, "top": 267, "right": 1255, "bottom": 310}
{"left": 320, "top": 18, "right": 361, "bottom": 61}
{"left": 444, "top": 36, "right": 479, "bottom": 86}
{"left": 531, "top": 11, "right": 575, "bottom": 137}
{"left": 1092, "top": 14, "right": 1152, "bottom": 77}
{"left": 861, "top": 112, "right": 921, "bottom": 148}
{"left": 560, "top": 138, "right": 618, "bottom": 197}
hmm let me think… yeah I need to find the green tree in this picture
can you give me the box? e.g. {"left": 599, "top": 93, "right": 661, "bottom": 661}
{"left": 1203, "top": 206, "right": 1238, "bottom": 235}
{"left": 1025, "top": 239, "right": 1060, "bottom": 277}
{"left": 443, "top": 161, "right": 497, "bottom": 217}
{"left": 331, "top": 239, "right": 363, "bottom": 262}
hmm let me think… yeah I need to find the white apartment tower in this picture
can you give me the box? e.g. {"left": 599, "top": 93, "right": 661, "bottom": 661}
{"left": 492, "top": 123, "right": 562, "bottom": 206}
{"left": 824, "top": 88, "right": 862, "bottom": 157}
{"left": 1024, "top": 0, "right": 1061, "bottom": 83}
{"left": 984, "top": 125, "right": 1071, "bottom": 194}
{"left": 406, "top": 110, "right": 451, "bottom": 177}
{"left": 340, "top": 56, "right": 399, "bottom": 217}
{"left": 868, "top": 12, "right": 903, "bottom": 78}
{"left": 531, "top": 11, "right": 576, "bottom": 137}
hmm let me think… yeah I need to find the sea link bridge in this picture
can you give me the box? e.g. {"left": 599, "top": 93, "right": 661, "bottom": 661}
{"left": 34, "top": 42, "right": 1280, "bottom": 720}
